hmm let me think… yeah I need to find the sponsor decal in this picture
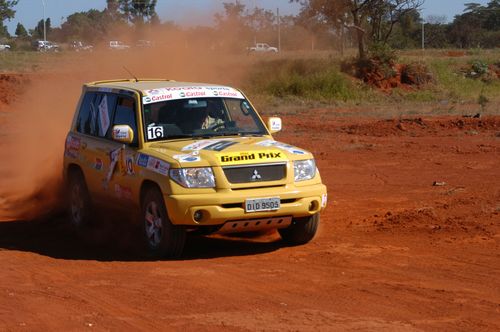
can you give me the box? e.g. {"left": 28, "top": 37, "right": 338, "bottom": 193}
{"left": 103, "top": 145, "right": 124, "bottom": 189}
{"left": 203, "top": 141, "right": 238, "bottom": 151}
{"left": 217, "top": 150, "right": 287, "bottom": 166}
{"left": 147, "top": 157, "right": 170, "bottom": 175}
{"left": 137, "top": 154, "right": 149, "bottom": 167}
{"left": 64, "top": 136, "right": 81, "bottom": 158}
{"left": 321, "top": 193, "right": 328, "bottom": 208}
{"left": 114, "top": 184, "right": 132, "bottom": 200}
{"left": 137, "top": 153, "right": 170, "bottom": 175}
{"left": 125, "top": 155, "right": 135, "bottom": 175}
{"left": 256, "top": 140, "right": 307, "bottom": 155}
{"left": 173, "top": 154, "right": 201, "bottom": 163}
{"left": 182, "top": 140, "right": 219, "bottom": 151}
{"left": 142, "top": 86, "right": 244, "bottom": 104}
{"left": 270, "top": 118, "right": 282, "bottom": 131}
{"left": 113, "top": 125, "right": 131, "bottom": 140}
{"left": 94, "top": 158, "right": 103, "bottom": 171}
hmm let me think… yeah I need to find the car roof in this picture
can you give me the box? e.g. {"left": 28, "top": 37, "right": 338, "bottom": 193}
{"left": 85, "top": 79, "right": 235, "bottom": 94}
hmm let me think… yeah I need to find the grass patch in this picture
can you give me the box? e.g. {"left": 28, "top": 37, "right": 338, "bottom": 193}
{"left": 428, "top": 58, "right": 500, "bottom": 102}
{"left": 245, "top": 58, "right": 376, "bottom": 103}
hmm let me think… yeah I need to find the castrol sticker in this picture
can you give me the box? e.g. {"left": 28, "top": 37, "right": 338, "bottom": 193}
{"left": 142, "top": 86, "right": 244, "bottom": 104}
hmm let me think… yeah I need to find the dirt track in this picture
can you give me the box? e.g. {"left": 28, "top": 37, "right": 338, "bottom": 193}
{"left": 1, "top": 78, "right": 500, "bottom": 331}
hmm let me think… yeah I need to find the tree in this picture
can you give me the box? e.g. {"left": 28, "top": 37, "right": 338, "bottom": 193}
{"left": 59, "top": 9, "right": 111, "bottom": 43}
{"left": 0, "top": 0, "right": 18, "bottom": 39}
{"left": 118, "top": 0, "right": 158, "bottom": 25}
{"left": 293, "top": 0, "right": 424, "bottom": 59}
{"left": 15, "top": 22, "right": 27, "bottom": 38}
{"left": 32, "top": 18, "right": 51, "bottom": 40}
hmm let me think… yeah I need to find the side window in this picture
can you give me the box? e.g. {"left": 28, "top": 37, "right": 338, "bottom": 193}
{"left": 76, "top": 92, "right": 95, "bottom": 135}
{"left": 76, "top": 92, "right": 117, "bottom": 137}
{"left": 113, "top": 96, "right": 138, "bottom": 145}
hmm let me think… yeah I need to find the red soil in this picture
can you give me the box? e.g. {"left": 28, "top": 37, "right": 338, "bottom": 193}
{"left": 0, "top": 74, "right": 499, "bottom": 331}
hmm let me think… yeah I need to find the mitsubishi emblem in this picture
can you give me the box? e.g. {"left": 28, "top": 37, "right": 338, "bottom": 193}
{"left": 251, "top": 169, "right": 262, "bottom": 181}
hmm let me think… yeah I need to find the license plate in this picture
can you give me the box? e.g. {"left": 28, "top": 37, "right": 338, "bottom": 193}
{"left": 245, "top": 197, "right": 280, "bottom": 212}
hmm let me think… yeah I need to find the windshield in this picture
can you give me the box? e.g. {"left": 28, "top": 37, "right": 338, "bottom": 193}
{"left": 142, "top": 97, "right": 268, "bottom": 141}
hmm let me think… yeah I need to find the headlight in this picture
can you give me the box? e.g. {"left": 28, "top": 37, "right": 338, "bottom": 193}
{"left": 293, "top": 159, "right": 316, "bottom": 182}
{"left": 170, "top": 167, "right": 215, "bottom": 188}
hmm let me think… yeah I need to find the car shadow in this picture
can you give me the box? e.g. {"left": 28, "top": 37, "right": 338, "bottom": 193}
{"left": 0, "top": 216, "right": 283, "bottom": 262}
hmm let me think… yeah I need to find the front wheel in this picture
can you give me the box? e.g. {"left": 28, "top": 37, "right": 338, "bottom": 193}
{"left": 278, "top": 214, "right": 319, "bottom": 245}
{"left": 142, "top": 187, "right": 186, "bottom": 259}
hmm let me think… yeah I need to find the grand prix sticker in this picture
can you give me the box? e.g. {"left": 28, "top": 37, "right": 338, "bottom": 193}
{"left": 257, "top": 140, "right": 307, "bottom": 155}
{"left": 142, "top": 86, "right": 244, "bottom": 104}
{"left": 173, "top": 154, "right": 201, "bottom": 163}
{"left": 217, "top": 150, "right": 287, "bottom": 166}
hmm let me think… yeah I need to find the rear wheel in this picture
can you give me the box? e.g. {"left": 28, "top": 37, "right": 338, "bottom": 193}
{"left": 278, "top": 214, "right": 319, "bottom": 245}
{"left": 67, "top": 170, "right": 92, "bottom": 230}
{"left": 142, "top": 187, "right": 186, "bottom": 259}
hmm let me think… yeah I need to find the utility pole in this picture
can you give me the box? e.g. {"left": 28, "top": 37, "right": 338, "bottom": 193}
{"left": 277, "top": 8, "right": 281, "bottom": 52}
{"left": 421, "top": 10, "right": 425, "bottom": 51}
{"left": 253, "top": 0, "right": 257, "bottom": 45}
{"left": 41, "top": 0, "right": 46, "bottom": 41}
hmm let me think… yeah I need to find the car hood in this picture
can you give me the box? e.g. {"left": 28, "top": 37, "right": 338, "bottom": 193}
{"left": 143, "top": 136, "right": 312, "bottom": 167}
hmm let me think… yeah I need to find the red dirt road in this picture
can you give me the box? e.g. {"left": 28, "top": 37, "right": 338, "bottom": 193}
{"left": 1, "top": 106, "right": 499, "bottom": 330}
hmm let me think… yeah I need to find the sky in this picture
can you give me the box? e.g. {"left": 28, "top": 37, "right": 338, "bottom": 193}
{"left": 5, "top": 0, "right": 493, "bottom": 35}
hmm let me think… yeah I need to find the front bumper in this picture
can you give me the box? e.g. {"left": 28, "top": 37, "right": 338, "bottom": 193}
{"left": 165, "top": 183, "right": 327, "bottom": 226}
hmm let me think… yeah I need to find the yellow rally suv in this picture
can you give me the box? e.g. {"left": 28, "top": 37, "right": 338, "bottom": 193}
{"left": 63, "top": 79, "right": 327, "bottom": 258}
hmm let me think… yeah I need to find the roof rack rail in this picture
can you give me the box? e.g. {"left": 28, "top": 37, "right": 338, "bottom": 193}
{"left": 88, "top": 78, "right": 175, "bottom": 85}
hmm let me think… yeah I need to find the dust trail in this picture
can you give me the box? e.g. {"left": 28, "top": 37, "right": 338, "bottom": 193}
{"left": 0, "top": 24, "right": 257, "bottom": 221}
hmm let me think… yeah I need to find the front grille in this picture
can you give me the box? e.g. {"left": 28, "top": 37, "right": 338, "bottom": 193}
{"left": 222, "top": 162, "right": 286, "bottom": 184}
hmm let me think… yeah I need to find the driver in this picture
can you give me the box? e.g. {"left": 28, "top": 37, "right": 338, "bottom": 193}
{"left": 192, "top": 106, "right": 224, "bottom": 130}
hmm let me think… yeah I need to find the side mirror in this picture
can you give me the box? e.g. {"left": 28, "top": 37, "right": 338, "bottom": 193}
{"left": 266, "top": 117, "right": 282, "bottom": 134}
{"left": 112, "top": 125, "right": 134, "bottom": 144}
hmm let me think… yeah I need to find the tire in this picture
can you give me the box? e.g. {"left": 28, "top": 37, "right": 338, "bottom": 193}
{"left": 142, "top": 187, "right": 186, "bottom": 259}
{"left": 278, "top": 214, "right": 320, "bottom": 245}
{"left": 67, "top": 170, "right": 93, "bottom": 230}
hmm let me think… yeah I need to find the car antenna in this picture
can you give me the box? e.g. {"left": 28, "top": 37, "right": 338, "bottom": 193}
{"left": 123, "top": 66, "right": 139, "bottom": 82}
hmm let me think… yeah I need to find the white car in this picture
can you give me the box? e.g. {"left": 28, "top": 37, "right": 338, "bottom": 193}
{"left": 35, "top": 40, "right": 59, "bottom": 52}
{"left": 109, "top": 40, "right": 130, "bottom": 51}
{"left": 248, "top": 43, "right": 278, "bottom": 53}
{"left": 0, "top": 44, "right": 11, "bottom": 51}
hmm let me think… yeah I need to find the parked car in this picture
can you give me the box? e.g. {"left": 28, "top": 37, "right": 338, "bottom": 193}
{"left": 109, "top": 40, "right": 130, "bottom": 51}
{"left": 71, "top": 41, "right": 93, "bottom": 52}
{"left": 63, "top": 79, "right": 328, "bottom": 258}
{"left": 33, "top": 40, "right": 60, "bottom": 52}
{"left": 136, "top": 40, "right": 154, "bottom": 48}
{"left": 0, "top": 44, "right": 11, "bottom": 52}
{"left": 248, "top": 43, "right": 278, "bottom": 53}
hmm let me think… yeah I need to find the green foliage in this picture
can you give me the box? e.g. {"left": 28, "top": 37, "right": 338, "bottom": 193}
{"left": 118, "top": 0, "right": 158, "bottom": 24}
{"left": 0, "top": 0, "right": 17, "bottom": 21}
{"left": 471, "top": 59, "right": 489, "bottom": 76}
{"left": 247, "top": 58, "right": 371, "bottom": 102}
{"left": 15, "top": 22, "right": 28, "bottom": 38}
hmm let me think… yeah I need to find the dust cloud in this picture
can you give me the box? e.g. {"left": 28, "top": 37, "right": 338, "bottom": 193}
{"left": 0, "top": 24, "right": 256, "bottom": 221}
